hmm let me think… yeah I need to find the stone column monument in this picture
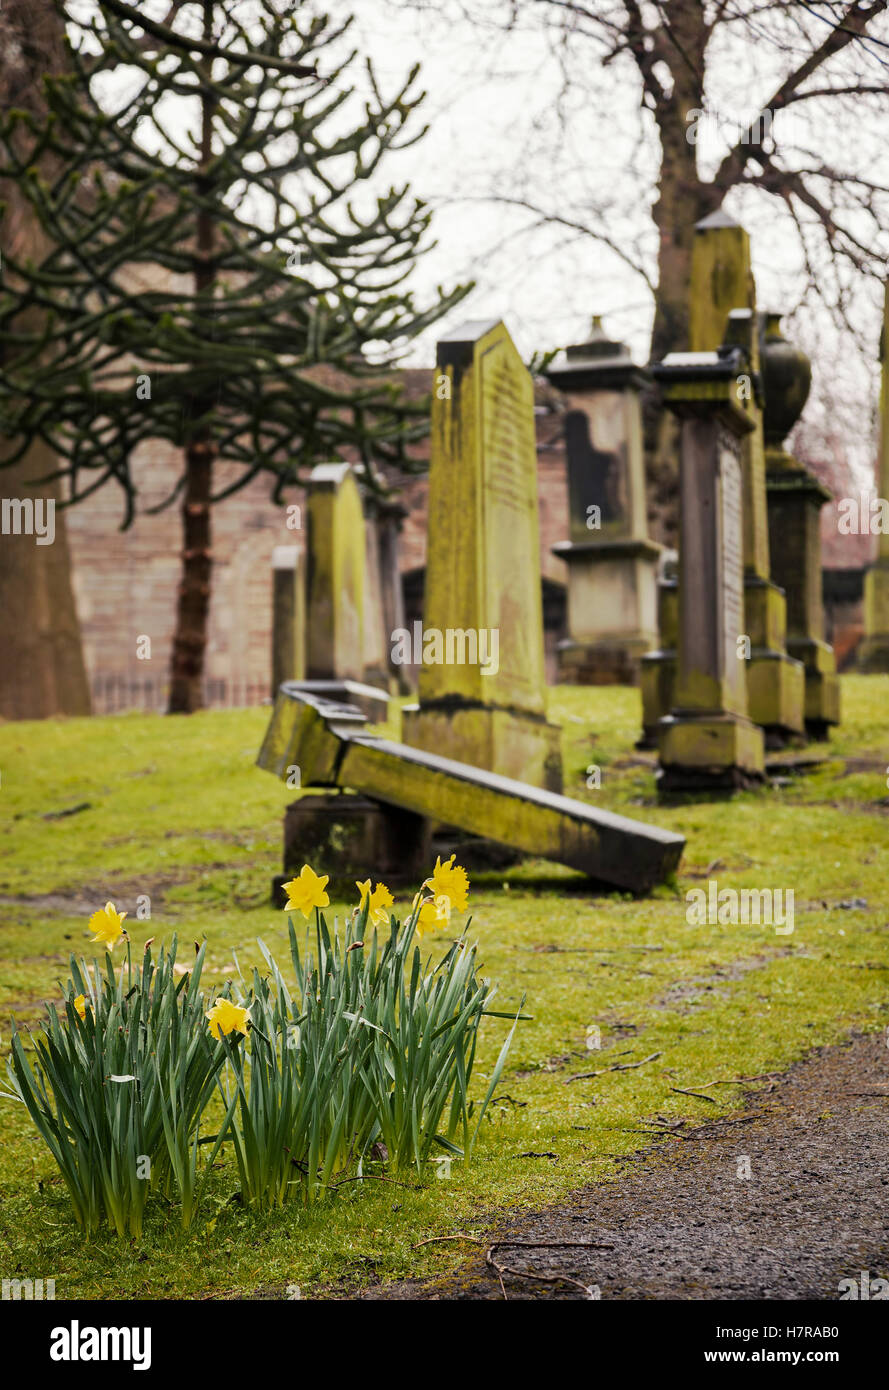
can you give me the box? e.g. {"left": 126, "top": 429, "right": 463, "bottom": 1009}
{"left": 402, "top": 318, "right": 562, "bottom": 792}
{"left": 652, "top": 342, "right": 765, "bottom": 792}
{"left": 858, "top": 281, "right": 889, "bottom": 672}
{"left": 298, "top": 460, "right": 389, "bottom": 719}
{"left": 687, "top": 212, "right": 805, "bottom": 744}
{"left": 762, "top": 313, "right": 841, "bottom": 738}
{"left": 545, "top": 317, "right": 661, "bottom": 684}
{"left": 270, "top": 545, "right": 305, "bottom": 697}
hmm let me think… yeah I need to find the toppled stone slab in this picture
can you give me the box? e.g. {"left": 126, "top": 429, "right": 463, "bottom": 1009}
{"left": 258, "top": 684, "right": 684, "bottom": 893}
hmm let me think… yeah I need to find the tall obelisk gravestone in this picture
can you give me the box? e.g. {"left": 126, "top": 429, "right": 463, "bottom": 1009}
{"left": 402, "top": 319, "right": 562, "bottom": 792}
{"left": 545, "top": 318, "right": 661, "bottom": 684}
{"left": 687, "top": 211, "right": 804, "bottom": 743}
{"left": 652, "top": 340, "right": 765, "bottom": 792}
{"left": 859, "top": 281, "right": 889, "bottom": 672}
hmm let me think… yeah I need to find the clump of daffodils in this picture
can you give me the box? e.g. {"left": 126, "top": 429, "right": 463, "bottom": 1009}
{"left": 281, "top": 854, "right": 471, "bottom": 942}
{"left": 6, "top": 856, "right": 522, "bottom": 1231}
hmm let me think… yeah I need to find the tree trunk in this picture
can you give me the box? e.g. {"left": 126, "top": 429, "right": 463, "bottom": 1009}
{"left": 0, "top": 0, "right": 91, "bottom": 719}
{"left": 167, "top": 439, "right": 214, "bottom": 713}
{"left": 167, "top": 0, "right": 217, "bottom": 714}
{"left": 642, "top": 7, "right": 714, "bottom": 546}
{"left": 0, "top": 441, "right": 92, "bottom": 720}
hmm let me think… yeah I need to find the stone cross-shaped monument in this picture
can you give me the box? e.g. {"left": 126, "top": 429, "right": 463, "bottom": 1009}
{"left": 402, "top": 319, "right": 562, "bottom": 792}
{"left": 545, "top": 317, "right": 661, "bottom": 684}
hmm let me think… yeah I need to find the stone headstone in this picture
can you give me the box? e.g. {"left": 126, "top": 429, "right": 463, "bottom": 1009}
{"left": 402, "top": 319, "right": 562, "bottom": 791}
{"left": 652, "top": 344, "right": 765, "bottom": 792}
{"left": 297, "top": 461, "right": 389, "bottom": 722}
{"left": 545, "top": 317, "right": 661, "bottom": 684}
{"left": 859, "top": 280, "right": 889, "bottom": 672}
{"left": 271, "top": 545, "right": 305, "bottom": 696}
{"left": 360, "top": 485, "right": 410, "bottom": 693}
{"left": 304, "top": 461, "right": 364, "bottom": 682}
{"left": 762, "top": 312, "right": 840, "bottom": 737}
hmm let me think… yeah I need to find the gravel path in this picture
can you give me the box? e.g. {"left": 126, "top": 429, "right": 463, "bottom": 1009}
{"left": 356, "top": 1031, "right": 889, "bottom": 1300}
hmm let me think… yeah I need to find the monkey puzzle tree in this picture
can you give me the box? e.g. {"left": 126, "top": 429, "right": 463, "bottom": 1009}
{"left": 0, "top": 0, "right": 467, "bottom": 712}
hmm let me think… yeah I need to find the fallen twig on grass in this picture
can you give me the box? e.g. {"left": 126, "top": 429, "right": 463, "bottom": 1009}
{"left": 691, "top": 1072, "right": 782, "bottom": 1089}
{"left": 485, "top": 1240, "right": 612, "bottom": 1301}
{"left": 566, "top": 1051, "right": 661, "bottom": 1084}
{"left": 671, "top": 1086, "right": 718, "bottom": 1104}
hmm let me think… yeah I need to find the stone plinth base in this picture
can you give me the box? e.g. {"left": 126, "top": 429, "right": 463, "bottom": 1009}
{"left": 552, "top": 537, "right": 660, "bottom": 687}
{"left": 746, "top": 649, "right": 806, "bottom": 744}
{"left": 786, "top": 637, "right": 840, "bottom": 738}
{"left": 859, "top": 562, "right": 889, "bottom": 671}
{"left": 657, "top": 712, "right": 765, "bottom": 794}
{"left": 273, "top": 792, "right": 430, "bottom": 905}
{"left": 402, "top": 701, "right": 563, "bottom": 793}
{"left": 857, "top": 635, "right": 889, "bottom": 673}
{"left": 639, "top": 649, "right": 676, "bottom": 747}
{"left": 744, "top": 577, "right": 805, "bottom": 741}
{"left": 558, "top": 635, "right": 655, "bottom": 687}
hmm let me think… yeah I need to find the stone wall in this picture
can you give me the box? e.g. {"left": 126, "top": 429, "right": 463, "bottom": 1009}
{"left": 64, "top": 391, "right": 570, "bottom": 709}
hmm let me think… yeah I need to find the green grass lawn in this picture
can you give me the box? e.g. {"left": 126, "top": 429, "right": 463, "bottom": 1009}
{"left": 1, "top": 676, "right": 887, "bottom": 1298}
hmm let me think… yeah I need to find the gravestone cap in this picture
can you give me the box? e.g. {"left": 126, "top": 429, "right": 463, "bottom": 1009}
{"left": 546, "top": 315, "right": 650, "bottom": 392}
{"left": 653, "top": 346, "right": 753, "bottom": 432}
{"left": 309, "top": 460, "right": 353, "bottom": 487}
{"left": 272, "top": 545, "right": 298, "bottom": 569}
{"left": 695, "top": 207, "right": 740, "bottom": 231}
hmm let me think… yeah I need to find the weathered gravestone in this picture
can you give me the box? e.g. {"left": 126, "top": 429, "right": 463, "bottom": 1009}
{"left": 762, "top": 313, "right": 840, "bottom": 738}
{"left": 270, "top": 545, "right": 305, "bottom": 698}
{"left": 296, "top": 460, "right": 389, "bottom": 721}
{"left": 858, "top": 281, "right": 889, "bottom": 673}
{"left": 401, "top": 319, "right": 562, "bottom": 792}
{"left": 545, "top": 317, "right": 661, "bottom": 684}
{"left": 686, "top": 212, "right": 805, "bottom": 744}
{"left": 652, "top": 340, "right": 766, "bottom": 792}
{"left": 258, "top": 684, "right": 685, "bottom": 894}
{"left": 361, "top": 486, "right": 411, "bottom": 692}
{"left": 640, "top": 550, "right": 678, "bottom": 746}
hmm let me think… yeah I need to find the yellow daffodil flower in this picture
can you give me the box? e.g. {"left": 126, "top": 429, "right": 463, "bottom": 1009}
{"left": 205, "top": 997, "right": 251, "bottom": 1041}
{"left": 412, "top": 891, "right": 452, "bottom": 939}
{"left": 356, "top": 878, "right": 395, "bottom": 927}
{"left": 73, "top": 994, "right": 89, "bottom": 1021}
{"left": 88, "top": 901, "right": 128, "bottom": 947}
{"left": 282, "top": 864, "right": 330, "bottom": 918}
{"left": 423, "top": 854, "right": 469, "bottom": 913}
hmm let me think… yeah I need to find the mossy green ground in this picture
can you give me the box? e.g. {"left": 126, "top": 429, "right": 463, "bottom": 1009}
{"left": 0, "top": 676, "right": 887, "bottom": 1299}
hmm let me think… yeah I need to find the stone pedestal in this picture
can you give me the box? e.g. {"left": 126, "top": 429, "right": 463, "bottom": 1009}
{"left": 640, "top": 555, "right": 677, "bottom": 746}
{"left": 271, "top": 545, "right": 305, "bottom": 697}
{"left": 295, "top": 459, "right": 390, "bottom": 718}
{"left": 762, "top": 313, "right": 840, "bottom": 738}
{"left": 304, "top": 461, "right": 365, "bottom": 682}
{"left": 689, "top": 214, "right": 804, "bottom": 744}
{"left": 272, "top": 792, "right": 430, "bottom": 905}
{"left": 860, "top": 560, "right": 889, "bottom": 671}
{"left": 545, "top": 319, "right": 661, "bottom": 685}
{"left": 359, "top": 479, "right": 408, "bottom": 693}
{"left": 402, "top": 318, "right": 562, "bottom": 792}
{"left": 652, "top": 345, "right": 765, "bottom": 793}
{"left": 858, "top": 281, "right": 889, "bottom": 672}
